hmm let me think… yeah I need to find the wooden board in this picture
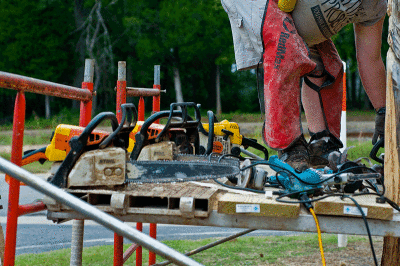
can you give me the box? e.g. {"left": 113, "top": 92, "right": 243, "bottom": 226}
{"left": 217, "top": 193, "right": 300, "bottom": 218}
{"left": 44, "top": 182, "right": 219, "bottom": 218}
{"left": 313, "top": 195, "right": 393, "bottom": 220}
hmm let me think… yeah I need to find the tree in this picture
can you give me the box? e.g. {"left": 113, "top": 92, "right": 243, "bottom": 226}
{"left": 0, "top": 1, "right": 76, "bottom": 119}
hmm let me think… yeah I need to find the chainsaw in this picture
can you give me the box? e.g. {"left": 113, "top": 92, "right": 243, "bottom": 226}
{"left": 22, "top": 102, "right": 241, "bottom": 188}
{"left": 198, "top": 110, "right": 269, "bottom": 159}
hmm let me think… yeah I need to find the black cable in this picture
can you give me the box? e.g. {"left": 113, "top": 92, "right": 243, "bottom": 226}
{"left": 273, "top": 171, "right": 287, "bottom": 188}
{"left": 382, "top": 197, "right": 400, "bottom": 212}
{"left": 275, "top": 191, "right": 345, "bottom": 204}
{"left": 213, "top": 178, "right": 265, "bottom": 194}
{"left": 341, "top": 195, "right": 378, "bottom": 266}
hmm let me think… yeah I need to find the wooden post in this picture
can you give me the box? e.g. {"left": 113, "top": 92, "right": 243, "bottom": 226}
{"left": 381, "top": 0, "right": 400, "bottom": 264}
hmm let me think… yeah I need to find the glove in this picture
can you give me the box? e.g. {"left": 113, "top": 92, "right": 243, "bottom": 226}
{"left": 372, "top": 107, "right": 385, "bottom": 145}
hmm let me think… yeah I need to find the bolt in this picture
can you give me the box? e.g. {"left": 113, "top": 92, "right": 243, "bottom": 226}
{"left": 115, "top": 168, "right": 123, "bottom": 176}
{"left": 104, "top": 168, "right": 113, "bottom": 176}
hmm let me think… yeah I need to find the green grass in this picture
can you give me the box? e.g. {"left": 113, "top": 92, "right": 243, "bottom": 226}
{"left": 0, "top": 152, "right": 52, "bottom": 174}
{"left": 0, "top": 110, "right": 376, "bottom": 131}
{"left": 0, "top": 108, "right": 80, "bottom": 131}
{"left": 14, "top": 234, "right": 369, "bottom": 266}
{"left": 0, "top": 133, "right": 51, "bottom": 146}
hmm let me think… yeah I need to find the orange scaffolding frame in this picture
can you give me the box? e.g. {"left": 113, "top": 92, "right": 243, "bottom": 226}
{"left": 0, "top": 59, "right": 162, "bottom": 266}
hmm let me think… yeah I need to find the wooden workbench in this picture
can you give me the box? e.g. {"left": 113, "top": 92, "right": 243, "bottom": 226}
{"left": 43, "top": 180, "right": 400, "bottom": 237}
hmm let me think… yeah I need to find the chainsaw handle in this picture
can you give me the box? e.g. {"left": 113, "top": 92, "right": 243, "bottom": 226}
{"left": 130, "top": 110, "right": 191, "bottom": 160}
{"left": 155, "top": 102, "right": 201, "bottom": 143}
{"left": 205, "top": 110, "right": 215, "bottom": 155}
{"left": 242, "top": 137, "right": 269, "bottom": 160}
{"left": 99, "top": 103, "right": 137, "bottom": 149}
{"left": 49, "top": 112, "right": 119, "bottom": 187}
{"left": 370, "top": 138, "right": 384, "bottom": 164}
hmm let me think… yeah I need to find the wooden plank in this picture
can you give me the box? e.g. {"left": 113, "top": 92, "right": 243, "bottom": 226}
{"left": 384, "top": 49, "right": 400, "bottom": 204}
{"left": 313, "top": 195, "right": 393, "bottom": 220}
{"left": 217, "top": 193, "right": 299, "bottom": 218}
{"left": 382, "top": 5, "right": 400, "bottom": 263}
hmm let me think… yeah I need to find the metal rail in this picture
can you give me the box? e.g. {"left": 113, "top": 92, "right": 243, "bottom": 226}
{"left": 0, "top": 71, "right": 92, "bottom": 101}
{"left": 0, "top": 156, "right": 203, "bottom": 266}
{"left": 127, "top": 87, "right": 163, "bottom": 97}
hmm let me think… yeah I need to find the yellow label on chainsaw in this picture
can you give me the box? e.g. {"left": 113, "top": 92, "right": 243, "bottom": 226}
{"left": 202, "top": 120, "right": 243, "bottom": 145}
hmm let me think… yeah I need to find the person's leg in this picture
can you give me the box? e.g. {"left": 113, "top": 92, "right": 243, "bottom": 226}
{"left": 302, "top": 76, "right": 327, "bottom": 134}
{"left": 303, "top": 43, "right": 344, "bottom": 168}
{"left": 261, "top": 0, "right": 316, "bottom": 172}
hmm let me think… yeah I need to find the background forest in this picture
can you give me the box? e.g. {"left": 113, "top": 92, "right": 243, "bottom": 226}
{"left": 0, "top": 0, "right": 390, "bottom": 123}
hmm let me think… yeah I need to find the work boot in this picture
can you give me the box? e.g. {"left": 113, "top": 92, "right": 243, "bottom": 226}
{"left": 308, "top": 131, "right": 343, "bottom": 168}
{"left": 278, "top": 136, "right": 309, "bottom": 173}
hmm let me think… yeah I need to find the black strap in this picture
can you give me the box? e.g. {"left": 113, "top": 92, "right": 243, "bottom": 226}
{"left": 304, "top": 76, "right": 322, "bottom": 92}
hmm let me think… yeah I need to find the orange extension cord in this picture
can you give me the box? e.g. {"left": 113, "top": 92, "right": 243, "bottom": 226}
{"left": 309, "top": 208, "right": 326, "bottom": 266}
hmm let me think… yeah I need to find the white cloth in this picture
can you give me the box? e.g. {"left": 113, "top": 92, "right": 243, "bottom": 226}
{"left": 221, "top": 0, "right": 267, "bottom": 70}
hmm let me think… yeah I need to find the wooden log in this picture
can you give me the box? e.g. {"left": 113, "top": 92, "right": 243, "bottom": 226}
{"left": 382, "top": 1, "right": 400, "bottom": 262}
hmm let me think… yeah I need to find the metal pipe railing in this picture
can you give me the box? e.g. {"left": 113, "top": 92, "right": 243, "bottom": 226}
{"left": 0, "top": 71, "right": 92, "bottom": 102}
{"left": 0, "top": 157, "right": 203, "bottom": 266}
{"left": 126, "top": 87, "right": 162, "bottom": 97}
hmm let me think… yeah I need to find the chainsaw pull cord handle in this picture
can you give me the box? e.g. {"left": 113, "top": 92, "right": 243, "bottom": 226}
{"left": 205, "top": 110, "right": 215, "bottom": 155}
{"left": 369, "top": 138, "right": 384, "bottom": 164}
{"left": 49, "top": 112, "right": 119, "bottom": 187}
{"left": 99, "top": 103, "right": 138, "bottom": 149}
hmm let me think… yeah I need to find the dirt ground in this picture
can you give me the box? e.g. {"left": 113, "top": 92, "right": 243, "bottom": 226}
{"left": 269, "top": 237, "right": 383, "bottom": 266}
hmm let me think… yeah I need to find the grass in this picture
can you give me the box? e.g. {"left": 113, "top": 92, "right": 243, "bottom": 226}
{"left": 14, "top": 234, "right": 370, "bottom": 266}
{"left": 0, "top": 152, "right": 52, "bottom": 174}
{"left": 0, "top": 110, "right": 376, "bottom": 131}
{"left": 0, "top": 108, "right": 81, "bottom": 131}
{"left": 0, "top": 133, "right": 51, "bottom": 146}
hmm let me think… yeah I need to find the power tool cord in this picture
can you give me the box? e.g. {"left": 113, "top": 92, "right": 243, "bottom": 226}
{"left": 212, "top": 156, "right": 383, "bottom": 266}
{"left": 341, "top": 195, "right": 378, "bottom": 266}
{"left": 309, "top": 207, "right": 326, "bottom": 266}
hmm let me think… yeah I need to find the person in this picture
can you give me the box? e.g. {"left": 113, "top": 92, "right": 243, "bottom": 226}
{"left": 221, "top": 0, "right": 387, "bottom": 171}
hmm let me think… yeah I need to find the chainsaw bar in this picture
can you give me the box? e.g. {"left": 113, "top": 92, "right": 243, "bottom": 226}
{"left": 126, "top": 155, "right": 240, "bottom": 184}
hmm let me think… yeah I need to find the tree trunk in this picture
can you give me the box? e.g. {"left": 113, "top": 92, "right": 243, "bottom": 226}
{"left": 72, "top": 0, "right": 87, "bottom": 110}
{"left": 173, "top": 66, "right": 184, "bottom": 103}
{"left": 381, "top": 0, "right": 400, "bottom": 264}
{"left": 216, "top": 65, "right": 222, "bottom": 115}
